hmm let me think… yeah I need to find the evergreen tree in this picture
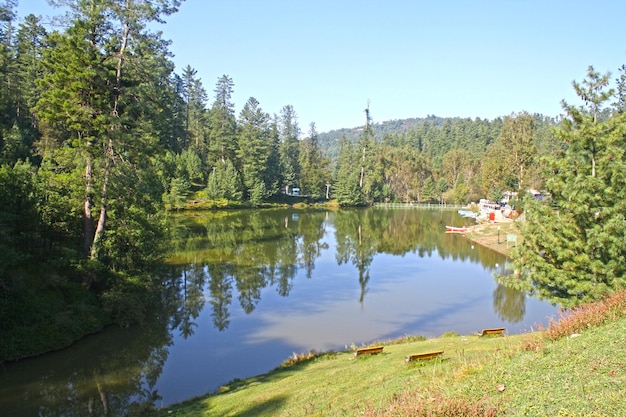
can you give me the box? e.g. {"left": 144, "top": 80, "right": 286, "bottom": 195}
{"left": 278, "top": 104, "right": 300, "bottom": 193}
{"left": 435, "top": 178, "right": 449, "bottom": 204}
{"left": 298, "top": 122, "right": 329, "bottom": 199}
{"left": 264, "top": 116, "right": 282, "bottom": 197}
{"left": 208, "top": 74, "right": 237, "bottom": 166}
{"left": 181, "top": 65, "right": 208, "bottom": 153}
{"left": 511, "top": 67, "right": 626, "bottom": 305}
{"left": 237, "top": 97, "right": 270, "bottom": 201}
{"left": 442, "top": 148, "right": 471, "bottom": 189}
{"left": 204, "top": 159, "right": 242, "bottom": 201}
{"left": 14, "top": 14, "right": 46, "bottom": 130}
{"left": 481, "top": 141, "right": 514, "bottom": 195}
{"left": 333, "top": 135, "right": 364, "bottom": 205}
{"left": 357, "top": 104, "right": 377, "bottom": 202}
{"left": 421, "top": 176, "right": 436, "bottom": 202}
{"left": 497, "top": 112, "right": 536, "bottom": 190}
{"left": 0, "top": 0, "right": 15, "bottom": 133}
{"left": 34, "top": 0, "right": 181, "bottom": 263}
{"left": 614, "top": 64, "right": 626, "bottom": 113}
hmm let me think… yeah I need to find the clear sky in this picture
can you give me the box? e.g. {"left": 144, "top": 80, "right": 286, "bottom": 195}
{"left": 17, "top": 0, "right": 626, "bottom": 133}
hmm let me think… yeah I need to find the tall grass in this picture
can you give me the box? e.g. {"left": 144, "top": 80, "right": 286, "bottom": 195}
{"left": 362, "top": 391, "right": 500, "bottom": 417}
{"left": 542, "top": 289, "right": 626, "bottom": 341}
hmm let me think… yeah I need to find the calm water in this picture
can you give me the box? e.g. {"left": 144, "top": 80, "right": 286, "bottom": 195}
{"left": 0, "top": 208, "right": 559, "bottom": 415}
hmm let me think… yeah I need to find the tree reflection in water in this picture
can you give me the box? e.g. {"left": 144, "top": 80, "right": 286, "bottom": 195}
{"left": 166, "top": 208, "right": 524, "bottom": 331}
{"left": 0, "top": 318, "right": 172, "bottom": 416}
{"left": 1, "top": 208, "right": 540, "bottom": 416}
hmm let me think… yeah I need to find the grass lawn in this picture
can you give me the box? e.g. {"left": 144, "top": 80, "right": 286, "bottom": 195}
{"left": 161, "top": 334, "right": 519, "bottom": 416}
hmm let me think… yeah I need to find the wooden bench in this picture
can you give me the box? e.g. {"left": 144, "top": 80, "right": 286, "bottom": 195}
{"left": 479, "top": 328, "right": 505, "bottom": 337}
{"left": 405, "top": 350, "right": 444, "bottom": 363}
{"left": 355, "top": 346, "right": 384, "bottom": 357}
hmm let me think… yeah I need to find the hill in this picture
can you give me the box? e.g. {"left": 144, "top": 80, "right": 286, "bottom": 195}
{"left": 317, "top": 115, "right": 453, "bottom": 159}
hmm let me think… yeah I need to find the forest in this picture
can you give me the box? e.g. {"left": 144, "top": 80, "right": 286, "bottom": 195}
{"left": 2, "top": 0, "right": 626, "bottom": 362}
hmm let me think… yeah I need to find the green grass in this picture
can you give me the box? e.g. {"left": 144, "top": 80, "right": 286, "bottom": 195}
{"left": 161, "top": 291, "right": 626, "bottom": 417}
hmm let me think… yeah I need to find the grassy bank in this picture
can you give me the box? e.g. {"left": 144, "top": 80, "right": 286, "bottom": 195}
{"left": 161, "top": 291, "right": 626, "bottom": 416}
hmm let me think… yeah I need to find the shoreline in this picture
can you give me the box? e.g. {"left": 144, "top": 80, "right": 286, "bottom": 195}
{"left": 464, "top": 219, "right": 521, "bottom": 257}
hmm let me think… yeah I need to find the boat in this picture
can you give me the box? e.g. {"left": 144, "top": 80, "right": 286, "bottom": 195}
{"left": 457, "top": 209, "right": 478, "bottom": 218}
{"left": 445, "top": 225, "right": 469, "bottom": 233}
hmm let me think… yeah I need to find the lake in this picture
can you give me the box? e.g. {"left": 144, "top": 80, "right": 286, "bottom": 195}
{"left": 0, "top": 208, "right": 559, "bottom": 415}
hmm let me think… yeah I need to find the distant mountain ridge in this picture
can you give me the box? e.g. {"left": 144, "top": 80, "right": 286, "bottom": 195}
{"left": 317, "top": 115, "right": 473, "bottom": 160}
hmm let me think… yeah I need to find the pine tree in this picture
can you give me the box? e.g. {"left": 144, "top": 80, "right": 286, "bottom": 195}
{"left": 298, "top": 122, "right": 329, "bottom": 199}
{"left": 511, "top": 66, "right": 626, "bottom": 305}
{"left": 357, "top": 104, "right": 377, "bottom": 202}
{"left": 278, "top": 104, "right": 300, "bottom": 193}
{"left": 421, "top": 176, "right": 436, "bottom": 202}
{"left": 0, "top": 0, "right": 16, "bottom": 133}
{"left": 208, "top": 74, "right": 237, "bottom": 166}
{"left": 497, "top": 112, "right": 536, "bottom": 190}
{"left": 34, "top": 0, "right": 181, "bottom": 263}
{"left": 181, "top": 65, "right": 208, "bottom": 153}
{"left": 237, "top": 97, "right": 270, "bottom": 201}
{"left": 333, "top": 135, "right": 364, "bottom": 206}
{"left": 14, "top": 14, "right": 46, "bottom": 129}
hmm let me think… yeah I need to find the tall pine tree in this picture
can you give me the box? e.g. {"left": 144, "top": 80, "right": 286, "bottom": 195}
{"left": 511, "top": 67, "right": 626, "bottom": 306}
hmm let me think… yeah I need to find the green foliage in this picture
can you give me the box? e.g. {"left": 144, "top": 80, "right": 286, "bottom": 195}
{"left": 278, "top": 104, "right": 301, "bottom": 189}
{"left": 452, "top": 181, "right": 470, "bottom": 204}
{"left": 435, "top": 177, "right": 449, "bottom": 203}
{"left": 512, "top": 67, "right": 626, "bottom": 306}
{"left": 2, "top": 0, "right": 620, "bottom": 364}
{"left": 1, "top": 123, "right": 32, "bottom": 163}
{"left": 0, "top": 0, "right": 186, "bottom": 359}
{"left": 421, "top": 176, "right": 436, "bottom": 202}
{"left": 237, "top": 96, "right": 272, "bottom": 199}
{"left": 101, "top": 272, "right": 161, "bottom": 328}
{"left": 207, "top": 74, "right": 237, "bottom": 165}
{"left": 205, "top": 159, "right": 243, "bottom": 201}
{"left": 333, "top": 136, "right": 365, "bottom": 206}
{"left": 298, "top": 122, "right": 330, "bottom": 199}
{"left": 164, "top": 176, "right": 190, "bottom": 209}
{"left": 249, "top": 180, "right": 266, "bottom": 206}
{"left": 496, "top": 112, "right": 537, "bottom": 190}
{"left": 0, "top": 160, "right": 39, "bottom": 272}
{"left": 489, "top": 186, "right": 504, "bottom": 203}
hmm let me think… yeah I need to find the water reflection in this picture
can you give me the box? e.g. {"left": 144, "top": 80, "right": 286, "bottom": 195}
{"left": 0, "top": 322, "right": 171, "bottom": 416}
{"left": 1, "top": 208, "right": 557, "bottom": 415}
{"left": 166, "top": 208, "right": 508, "bottom": 332}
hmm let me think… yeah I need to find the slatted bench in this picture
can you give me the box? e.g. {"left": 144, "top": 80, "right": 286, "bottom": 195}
{"left": 479, "top": 327, "right": 505, "bottom": 337}
{"left": 354, "top": 346, "right": 384, "bottom": 357}
{"left": 405, "top": 350, "right": 444, "bottom": 363}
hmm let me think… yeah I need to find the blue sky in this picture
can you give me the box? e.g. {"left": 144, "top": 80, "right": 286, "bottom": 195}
{"left": 17, "top": 0, "right": 626, "bottom": 133}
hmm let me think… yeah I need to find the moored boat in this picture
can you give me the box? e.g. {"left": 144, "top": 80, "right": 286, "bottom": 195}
{"left": 445, "top": 225, "right": 469, "bottom": 233}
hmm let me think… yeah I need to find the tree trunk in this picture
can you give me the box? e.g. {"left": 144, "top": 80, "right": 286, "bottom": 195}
{"left": 84, "top": 149, "right": 95, "bottom": 256}
{"left": 90, "top": 160, "right": 109, "bottom": 261}
{"left": 90, "top": 4, "right": 130, "bottom": 260}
